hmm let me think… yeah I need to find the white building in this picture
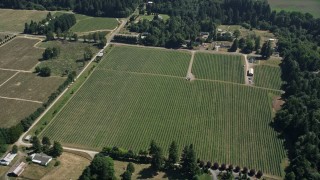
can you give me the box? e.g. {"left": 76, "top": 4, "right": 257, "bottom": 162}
{"left": 0, "top": 153, "right": 17, "bottom": 166}
{"left": 30, "top": 153, "right": 52, "bottom": 166}
{"left": 248, "top": 68, "right": 254, "bottom": 76}
{"left": 8, "top": 162, "right": 27, "bottom": 177}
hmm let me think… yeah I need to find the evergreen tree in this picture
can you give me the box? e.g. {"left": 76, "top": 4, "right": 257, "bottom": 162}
{"left": 254, "top": 36, "right": 261, "bottom": 51}
{"left": 229, "top": 39, "right": 239, "bottom": 52}
{"left": 260, "top": 41, "right": 273, "bottom": 59}
{"left": 181, "top": 144, "right": 198, "bottom": 177}
{"left": 46, "top": 31, "right": 54, "bottom": 41}
{"left": 50, "top": 141, "right": 63, "bottom": 157}
{"left": 151, "top": 146, "right": 164, "bottom": 170}
{"left": 166, "top": 141, "right": 178, "bottom": 169}
{"left": 11, "top": 145, "right": 18, "bottom": 154}
{"left": 32, "top": 136, "right": 42, "bottom": 153}
{"left": 121, "top": 170, "right": 132, "bottom": 180}
{"left": 42, "top": 136, "right": 51, "bottom": 146}
{"left": 127, "top": 162, "right": 135, "bottom": 173}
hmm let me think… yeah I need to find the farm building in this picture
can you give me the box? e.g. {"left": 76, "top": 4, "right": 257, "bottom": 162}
{"left": 0, "top": 152, "right": 17, "bottom": 166}
{"left": 7, "top": 162, "right": 27, "bottom": 177}
{"left": 248, "top": 68, "right": 254, "bottom": 76}
{"left": 30, "top": 153, "right": 52, "bottom": 166}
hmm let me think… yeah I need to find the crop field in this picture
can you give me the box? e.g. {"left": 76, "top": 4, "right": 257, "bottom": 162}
{"left": 0, "top": 9, "right": 52, "bottom": 32}
{"left": 268, "top": 0, "right": 320, "bottom": 18}
{"left": 0, "top": 37, "right": 43, "bottom": 71}
{"left": 0, "top": 98, "right": 40, "bottom": 128}
{"left": 0, "top": 70, "right": 16, "bottom": 85}
{"left": 0, "top": 73, "right": 65, "bottom": 102}
{"left": 98, "top": 46, "right": 191, "bottom": 77}
{"left": 70, "top": 15, "right": 118, "bottom": 33}
{"left": 192, "top": 53, "right": 245, "bottom": 84}
{"left": 254, "top": 65, "right": 282, "bottom": 90}
{"left": 37, "top": 41, "right": 99, "bottom": 76}
{"left": 39, "top": 46, "right": 285, "bottom": 176}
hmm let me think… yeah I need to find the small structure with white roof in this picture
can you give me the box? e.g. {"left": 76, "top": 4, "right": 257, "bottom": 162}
{"left": 0, "top": 152, "right": 17, "bottom": 166}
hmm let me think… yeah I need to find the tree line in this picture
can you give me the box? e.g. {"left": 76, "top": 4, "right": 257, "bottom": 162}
{"left": 24, "top": 12, "right": 76, "bottom": 35}
{"left": 81, "top": 140, "right": 264, "bottom": 179}
{"left": 0, "top": 0, "right": 140, "bottom": 18}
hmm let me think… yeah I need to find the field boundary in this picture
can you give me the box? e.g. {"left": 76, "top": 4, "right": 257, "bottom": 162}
{"left": 0, "top": 71, "right": 19, "bottom": 87}
{"left": 0, "top": 96, "right": 43, "bottom": 104}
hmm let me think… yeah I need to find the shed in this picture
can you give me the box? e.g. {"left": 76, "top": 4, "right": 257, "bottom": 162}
{"left": 24, "top": 135, "right": 32, "bottom": 141}
{"left": 30, "top": 153, "right": 52, "bottom": 166}
{"left": 7, "top": 162, "right": 27, "bottom": 177}
{"left": 248, "top": 68, "right": 254, "bottom": 76}
{"left": 0, "top": 153, "right": 17, "bottom": 166}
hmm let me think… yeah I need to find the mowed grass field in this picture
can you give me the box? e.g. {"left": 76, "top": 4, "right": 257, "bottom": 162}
{"left": 0, "top": 98, "right": 41, "bottom": 128}
{"left": 0, "top": 73, "right": 65, "bottom": 102}
{"left": 70, "top": 14, "right": 118, "bottom": 33}
{"left": 37, "top": 40, "right": 99, "bottom": 76}
{"left": 40, "top": 46, "right": 286, "bottom": 176}
{"left": 99, "top": 46, "right": 191, "bottom": 77}
{"left": 268, "top": 0, "right": 320, "bottom": 18}
{"left": 0, "top": 9, "right": 52, "bottom": 32}
{"left": 192, "top": 53, "right": 245, "bottom": 84}
{"left": 0, "top": 37, "right": 43, "bottom": 71}
{"left": 254, "top": 65, "right": 282, "bottom": 90}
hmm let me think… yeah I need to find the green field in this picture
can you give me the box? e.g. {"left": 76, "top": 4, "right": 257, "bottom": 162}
{"left": 268, "top": 0, "right": 320, "bottom": 18}
{"left": 0, "top": 72, "right": 65, "bottom": 102}
{"left": 192, "top": 53, "right": 245, "bottom": 84}
{"left": 0, "top": 37, "right": 43, "bottom": 71}
{"left": 70, "top": 15, "right": 118, "bottom": 33}
{"left": 254, "top": 65, "right": 282, "bottom": 90}
{"left": 39, "top": 46, "right": 285, "bottom": 176}
{"left": 37, "top": 41, "right": 99, "bottom": 76}
{"left": 0, "top": 9, "right": 53, "bottom": 32}
{"left": 99, "top": 46, "right": 191, "bottom": 77}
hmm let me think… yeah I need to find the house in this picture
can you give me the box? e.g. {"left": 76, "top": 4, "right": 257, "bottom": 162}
{"left": 30, "top": 153, "right": 52, "bottom": 166}
{"left": 200, "top": 32, "right": 210, "bottom": 40}
{"left": 0, "top": 153, "right": 17, "bottom": 166}
{"left": 7, "top": 162, "right": 27, "bottom": 177}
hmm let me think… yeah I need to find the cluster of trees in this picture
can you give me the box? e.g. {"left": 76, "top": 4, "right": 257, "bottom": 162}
{"left": 0, "top": 35, "right": 16, "bottom": 46}
{"left": 83, "top": 32, "right": 107, "bottom": 49}
{"left": 79, "top": 154, "right": 115, "bottom": 180}
{"left": 0, "top": 72, "right": 76, "bottom": 154}
{"left": 31, "top": 136, "right": 63, "bottom": 157}
{"left": 0, "top": 0, "right": 140, "bottom": 17}
{"left": 35, "top": 66, "right": 51, "bottom": 77}
{"left": 127, "top": 0, "right": 320, "bottom": 50}
{"left": 24, "top": 13, "right": 76, "bottom": 36}
{"left": 42, "top": 47, "right": 60, "bottom": 60}
{"left": 229, "top": 35, "right": 261, "bottom": 54}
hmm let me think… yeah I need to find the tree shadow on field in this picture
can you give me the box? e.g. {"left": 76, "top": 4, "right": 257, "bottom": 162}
{"left": 137, "top": 166, "right": 158, "bottom": 179}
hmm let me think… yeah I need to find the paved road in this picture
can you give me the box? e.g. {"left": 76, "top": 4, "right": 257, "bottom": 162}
{"left": 15, "top": 18, "right": 128, "bottom": 158}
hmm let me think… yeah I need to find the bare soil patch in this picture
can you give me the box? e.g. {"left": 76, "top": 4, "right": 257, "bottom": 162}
{"left": 0, "top": 37, "right": 43, "bottom": 71}
{"left": 272, "top": 96, "right": 285, "bottom": 111}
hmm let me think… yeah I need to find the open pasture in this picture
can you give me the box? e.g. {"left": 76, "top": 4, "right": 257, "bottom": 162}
{"left": 70, "top": 15, "right": 118, "bottom": 33}
{"left": 254, "top": 65, "right": 282, "bottom": 90}
{"left": 39, "top": 46, "right": 285, "bottom": 176}
{"left": 37, "top": 40, "right": 99, "bottom": 76}
{"left": 192, "top": 53, "right": 245, "bottom": 84}
{"left": 0, "top": 98, "right": 41, "bottom": 128}
{"left": 268, "top": 0, "right": 320, "bottom": 18}
{"left": 0, "top": 37, "right": 43, "bottom": 71}
{"left": 98, "top": 46, "right": 191, "bottom": 77}
{"left": 0, "top": 9, "right": 52, "bottom": 32}
{"left": 0, "top": 72, "right": 65, "bottom": 102}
